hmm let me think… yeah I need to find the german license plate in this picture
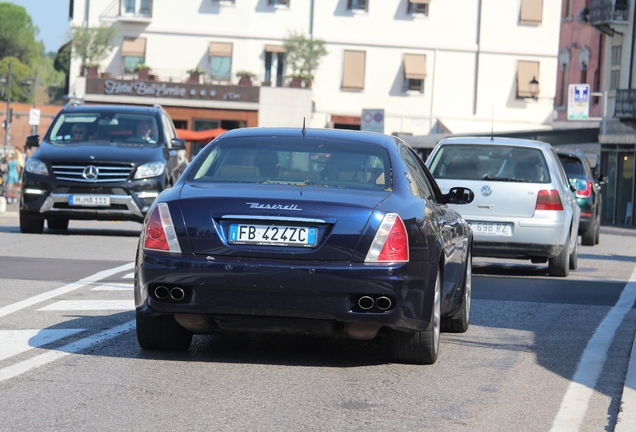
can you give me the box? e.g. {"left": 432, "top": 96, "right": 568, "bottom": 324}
{"left": 229, "top": 224, "right": 317, "bottom": 247}
{"left": 69, "top": 195, "right": 111, "bottom": 206}
{"left": 467, "top": 221, "right": 511, "bottom": 236}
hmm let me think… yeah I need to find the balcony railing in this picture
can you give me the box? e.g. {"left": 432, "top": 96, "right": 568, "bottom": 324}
{"left": 614, "top": 89, "right": 636, "bottom": 119}
{"left": 589, "top": 0, "right": 630, "bottom": 26}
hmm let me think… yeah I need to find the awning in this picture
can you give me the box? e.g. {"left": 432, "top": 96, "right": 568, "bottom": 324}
{"left": 209, "top": 42, "right": 233, "bottom": 57}
{"left": 404, "top": 54, "right": 427, "bottom": 80}
{"left": 410, "top": 0, "right": 431, "bottom": 4}
{"left": 517, "top": 61, "right": 540, "bottom": 98}
{"left": 176, "top": 128, "right": 228, "bottom": 142}
{"left": 434, "top": 118, "right": 551, "bottom": 135}
{"left": 342, "top": 50, "right": 365, "bottom": 91}
{"left": 265, "top": 44, "right": 286, "bottom": 53}
{"left": 121, "top": 38, "right": 146, "bottom": 57}
{"left": 520, "top": 0, "right": 543, "bottom": 24}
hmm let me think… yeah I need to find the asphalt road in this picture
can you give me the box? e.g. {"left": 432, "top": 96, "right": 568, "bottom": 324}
{"left": 1, "top": 211, "right": 636, "bottom": 431}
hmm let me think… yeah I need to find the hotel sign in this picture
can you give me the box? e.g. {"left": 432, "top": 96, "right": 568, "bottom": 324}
{"left": 85, "top": 78, "right": 259, "bottom": 103}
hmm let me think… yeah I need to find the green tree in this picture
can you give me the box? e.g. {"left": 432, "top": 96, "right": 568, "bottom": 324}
{"left": 283, "top": 31, "right": 327, "bottom": 80}
{"left": 71, "top": 24, "right": 118, "bottom": 67}
{"left": 0, "top": 2, "right": 43, "bottom": 65}
{"left": 0, "top": 56, "right": 34, "bottom": 102}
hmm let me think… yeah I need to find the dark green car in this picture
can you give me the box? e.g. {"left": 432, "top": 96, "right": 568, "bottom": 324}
{"left": 557, "top": 151, "right": 606, "bottom": 246}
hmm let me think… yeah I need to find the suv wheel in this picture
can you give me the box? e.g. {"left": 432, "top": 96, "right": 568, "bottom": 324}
{"left": 19, "top": 210, "right": 44, "bottom": 234}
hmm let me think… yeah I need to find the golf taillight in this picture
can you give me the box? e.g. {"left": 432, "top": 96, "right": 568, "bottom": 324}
{"left": 536, "top": 190, "right": 564, "bottom": 211}
{"left": 365, "top": 213, "right": 409, "bottom": 263}
{"left": 143, "top": 203, "right": 182, "bottom": 253}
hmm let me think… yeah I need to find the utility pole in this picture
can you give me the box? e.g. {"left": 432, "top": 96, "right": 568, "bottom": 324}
{"left": 31, "top": 69, "right": 38, "bottom": 135}
{"left": 3, "top": 61, "right": 12, "bottom": 157}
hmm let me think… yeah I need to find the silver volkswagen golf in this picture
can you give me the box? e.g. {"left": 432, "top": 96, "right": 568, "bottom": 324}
{"left": 426, "top": 137, "right": 580, "bottom": 277}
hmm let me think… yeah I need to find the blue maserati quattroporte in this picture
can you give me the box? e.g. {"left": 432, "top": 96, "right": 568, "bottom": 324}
{"left": 134, "top": 127, "right": 474, "bottom": 364}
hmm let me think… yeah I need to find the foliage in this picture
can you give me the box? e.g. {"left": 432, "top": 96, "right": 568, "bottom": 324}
{"left": 134, "top": 63, "right": 151, "bottom": 72}
{"left": 283, "top": 31, "right": 327, "bottom": 79}
{"left": 0, "top": 57, "right": 34, "bottom": 102}
{"left": 0, "top": 3, "right": 43, "bottom": 66}
{"left": 235, "top": 70, "right": 256, "bottom": 78}
{"left": 54, "top": 42, "right": 71, "bottom": 76}
{"left": 71, "top": 24, "right": 118, "bottom": 67}
{"left": 187, "top": 67, "right": 206, "bottom": 74}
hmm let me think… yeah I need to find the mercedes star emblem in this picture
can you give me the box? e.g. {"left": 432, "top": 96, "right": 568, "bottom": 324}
{"left": 82, "top": 165, "right": 99, "bottom": 180}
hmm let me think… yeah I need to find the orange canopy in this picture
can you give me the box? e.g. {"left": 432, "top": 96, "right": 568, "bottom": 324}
{"left": 175, "top": 128, "right": 228, "bottom": 142}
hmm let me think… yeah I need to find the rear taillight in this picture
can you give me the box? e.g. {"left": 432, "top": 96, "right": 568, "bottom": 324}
{"left": 574, "top": 179, "right": 592, "bottom": 198}
{"left": 536, "top": 190, "right": 564, "bottom": 211}
{"left": 143, "top": 203, "right": 182, "bottom": 253}
{"left": 365, "top": 213, "right": 409, "bottom": 263}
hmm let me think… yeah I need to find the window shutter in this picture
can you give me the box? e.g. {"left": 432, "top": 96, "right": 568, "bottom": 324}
{"left": 520, "top": 0, "right": 543, "bottom": 24}
{"left": 517, "top": 61, "right": 540, "bottom": 98}
{"left": 342, "top": 50, "right": 366, "bottom": 91}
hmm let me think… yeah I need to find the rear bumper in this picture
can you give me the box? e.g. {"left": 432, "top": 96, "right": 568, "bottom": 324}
{"left": 135, "top": 251, "right": 439, "bottom": 334}
{"left": 473, "top": 241, "right": 563, "bottom": 259}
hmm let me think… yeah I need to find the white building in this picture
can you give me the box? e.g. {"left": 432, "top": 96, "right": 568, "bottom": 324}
{"left": 69, "top": 0, "right": 560, "bottom": 141}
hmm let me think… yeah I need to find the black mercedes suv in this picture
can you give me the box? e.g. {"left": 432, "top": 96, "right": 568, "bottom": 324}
{"left": 19, "top": 104, "right": 188, "bottom": 234}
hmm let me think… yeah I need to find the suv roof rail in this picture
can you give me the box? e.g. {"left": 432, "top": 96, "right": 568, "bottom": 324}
{"left": 64, "top": 99, "right": 84, "bottom": 109}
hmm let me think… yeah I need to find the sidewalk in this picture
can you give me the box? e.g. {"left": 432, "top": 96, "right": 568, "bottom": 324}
{"left": 0, "top": 196, "right": 19, "bottom": 213}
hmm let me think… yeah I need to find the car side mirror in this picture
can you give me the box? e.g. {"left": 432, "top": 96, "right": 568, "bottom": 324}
{"left": 597, "top": 174, "right": 607, "bottom": 185}
{"left": 443, "top": 187, "right": 474, "bottom": 205}
{"left": 26, "top": 134, "right": 40, "bottom": 148}
{"left": 170, "top": 138, "right": 186, "bottom": 150}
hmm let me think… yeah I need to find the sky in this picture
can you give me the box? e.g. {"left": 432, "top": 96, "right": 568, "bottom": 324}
{"left": 7, "top": 0, "right": 71, "bottom": 53}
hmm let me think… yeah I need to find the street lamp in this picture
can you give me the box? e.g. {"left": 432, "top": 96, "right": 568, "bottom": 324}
{"left": 529, "top": 76, "right": 540, "bottom": 100}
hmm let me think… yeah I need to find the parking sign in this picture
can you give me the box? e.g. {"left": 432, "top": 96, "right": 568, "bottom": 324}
{"left": 567, "top": 84, "right": 590, "bottom": 120}
{"left": 361, "top": 109, "right": 384, "bottom": 133}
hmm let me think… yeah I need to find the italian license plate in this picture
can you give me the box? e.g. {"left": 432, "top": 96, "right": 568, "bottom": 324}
{"left": 69, "top": 195, "right": 111, "bottom": 206}
{"left": 229, "top": 224, "right": 317, "bottom": 247}
{"left": 467, "top": 221, "right": 512, "bottom": 236}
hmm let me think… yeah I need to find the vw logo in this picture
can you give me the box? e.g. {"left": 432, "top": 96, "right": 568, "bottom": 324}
{"left": 481, "top": 185, "right": 492, "bottom": 196}
{"left": 82, "top": 165, "right": 99, "bottom": 180}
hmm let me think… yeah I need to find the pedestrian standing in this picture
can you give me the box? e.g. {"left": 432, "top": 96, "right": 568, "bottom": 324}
{"left": 6, "top": 152, "right": 21, "bottom": 202}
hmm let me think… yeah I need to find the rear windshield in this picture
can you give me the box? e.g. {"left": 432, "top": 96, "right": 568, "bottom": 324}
{"left": 47, "top": 112, "right": 161, "bottom": 146}
{"left": 189, "top": 137, "right": 391, "bottom": 190}
{"left": 428, "top": 144, "right": 551, "bottom": 184}
{"left": 558, "top": 155, "right": 585, "bottom": 177}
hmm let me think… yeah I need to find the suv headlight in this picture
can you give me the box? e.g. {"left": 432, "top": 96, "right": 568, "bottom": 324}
{"left": 135, "top": 161, "right": 166, "bottom": 179}
{"left": 25, "top": 158, "right": 49, "bottom": 176}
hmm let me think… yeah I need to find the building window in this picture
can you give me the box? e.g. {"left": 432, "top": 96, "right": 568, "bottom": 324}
{"left": 122, "top": 0, "right": 152, "bottom": 17}
{"left": 342, "top": 50, "right": 365, "bottom": 91}
{"left": 403, "top": 54, "right": 426, "bottom": 93}
{"left": 562, "top": 0, "right": 572, "bottom": 19}
{"left": 407, "top": 0, "right": 429, "bottom": 14}
{"left": 348, "top": 0, "right": 368, "bottom": 11}
{"left": 264, "top": 45, "right": 286, "bottom": 87}
{"left": 520, "top": 0, "right": 542, "bottom": 25}
{"left": 517, "top": 60, "right": 540, "bottom": 98}
{"left": 268, "top": 0, "right": 289, "bottom": 5}
{"left": 122, "top": 37, "right": 146, "bottom": 72}
{"left": 209, "top": 42, "right": 233, "bottom": 81}
{"left": 611, "top": 37, "right": 622, "bottom": 90}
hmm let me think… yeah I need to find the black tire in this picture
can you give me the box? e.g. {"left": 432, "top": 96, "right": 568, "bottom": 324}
{"left": 581, "top": 223, "right": 595, "bottom": 246}
{"left": 136, "top": 312, "right": 193, "bottom": 351}
{"left": 594, "top": 211, "right": 601, "bottom": 245}
{"left": 388, "top": 269, "right": 441, "bottom": 365}
{"left": 569, "top": 240, "right": 578, "bottom": 270}
{"left": 19, "top": 210, "right": 44, "bottom": 234}
{"left": 47, "top": 218, "right": 69, "bottom": 231}
{"left": 548, "top": 234, "right": 570, "bottom": 277}
{"left": 442, "top": 251, "right": 471, "bottom": 333}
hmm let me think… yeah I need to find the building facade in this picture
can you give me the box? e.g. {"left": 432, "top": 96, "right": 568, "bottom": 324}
{"left": 68, "top": 0, "right": 561, "bottom": 142}
{"left": 588, "top": 0, "right": 636, "bottom": 226}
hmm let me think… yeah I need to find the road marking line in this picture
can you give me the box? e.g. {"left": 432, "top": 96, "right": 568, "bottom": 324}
{"left": 37, "top": 300, "right": 135, "bottom": 311}
{"left": 0, "top": 329, "right": 85, "bottom": 362}
{"left": 122, "top": 273, "right": 134, "bottom": 279}
{"left": 551, "top": 266, "right": 636, "bottom": 432}
{"left": 0, "top": 262, "right": 134, "bottom": 318}
{"left": 615, "top": 317, "right": 636, "bottom": 430}
{"left": 91, "top": 283, "right": 134, "bottom": 291}
{"left": 0, "top": 321, "right": 135, "bottom": 382}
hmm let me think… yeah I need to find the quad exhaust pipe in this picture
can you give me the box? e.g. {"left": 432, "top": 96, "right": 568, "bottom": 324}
{"left": 153, "top": 286, "right": 186, "bottom": 302}
{"left": 356, "top": 295, "right": 393, "bottom": 311}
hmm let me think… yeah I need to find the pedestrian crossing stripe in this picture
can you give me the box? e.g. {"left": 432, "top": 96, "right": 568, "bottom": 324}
{"left": 0, "top": 329, "right": 85, "bottom": 362}
{"left": 37, "top": 300, "right": 135, "bottom": 311}
{"left": 122, "top": 273, "right": 134, "bottom": 279}
{"left": 91, "top": 283, "right": 134, "bottom": 291}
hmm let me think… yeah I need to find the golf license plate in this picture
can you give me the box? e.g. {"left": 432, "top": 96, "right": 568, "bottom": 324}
{"left": 229, "top": 224, "right": 317, "bottom": 247}
{"left": 467, "top": 221, "right": 512, "bottom": 236}
{"left": 69, "top": 195, "right": 110, "bottom": 206}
